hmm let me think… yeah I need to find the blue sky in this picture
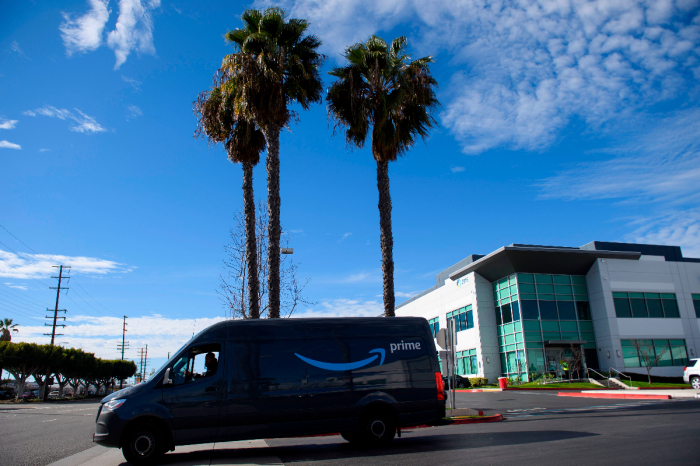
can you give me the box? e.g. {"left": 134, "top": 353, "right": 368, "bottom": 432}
{"left": 1, "top": 0, "right": 699, "bottom": 374}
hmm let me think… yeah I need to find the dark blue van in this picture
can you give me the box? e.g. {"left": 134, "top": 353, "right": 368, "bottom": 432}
{"left": 94, "top": 317, "right": 446, "bottom": 465}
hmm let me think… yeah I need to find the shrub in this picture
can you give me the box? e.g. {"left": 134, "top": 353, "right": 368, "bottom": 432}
{"left": 469, "top": 377, "right": 488, "bottom": 387}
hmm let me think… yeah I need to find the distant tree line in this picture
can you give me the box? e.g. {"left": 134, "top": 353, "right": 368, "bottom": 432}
{"left": 0, "top": 341, "right": 136, "bottom": 400}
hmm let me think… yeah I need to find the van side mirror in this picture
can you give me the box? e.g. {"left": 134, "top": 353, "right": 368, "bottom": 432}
{"left": 163, "top": 368, "right": 173, "bottom": 386}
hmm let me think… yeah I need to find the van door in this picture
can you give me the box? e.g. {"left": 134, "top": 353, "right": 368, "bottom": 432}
{"left": 225, "top": 339, "right": 308, "bottom": 439}
{"left": 161, "top": 342, "right": 224, "bottom": 444}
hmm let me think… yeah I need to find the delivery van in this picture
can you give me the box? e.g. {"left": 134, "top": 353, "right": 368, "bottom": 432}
{"left": 94, "top": 317, "right": 446, "bottom": 465}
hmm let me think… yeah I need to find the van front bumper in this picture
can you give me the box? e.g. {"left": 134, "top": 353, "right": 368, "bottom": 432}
{"left": 93, "top": 407, "right": 126, "bottom": 448}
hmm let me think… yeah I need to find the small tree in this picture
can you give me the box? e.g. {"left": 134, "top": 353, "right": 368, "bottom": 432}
{"left": 0, "top": 318, "right": 19, "bottom": 342}
{"left": 113, "top": 359, "right": 137, "bottom": 390}
{"left": 632, "top": 339, "right": 668, "bottom": 385}
{"left": 0, "top": 342, "right": 48, "bottom": 399}
{"left": 219, "top": 200, "right": 314, "bottom": 319}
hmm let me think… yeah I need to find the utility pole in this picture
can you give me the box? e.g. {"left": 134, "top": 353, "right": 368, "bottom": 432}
{"left": 116, "top": 316, "right": 129, "bottom": 389}
{"left": 137, "top": 347, "right": 145, "bottom": 383}
{"left": 143, "top": 344, "right": 148, "bottom": 381}
{"left": 42, "top": 265, "right": 70, "bottom": 401}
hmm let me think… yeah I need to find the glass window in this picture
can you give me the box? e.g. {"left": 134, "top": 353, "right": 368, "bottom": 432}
{"left": 543, "top": 331, "right": 561, "bottom": 340}
{"left": 509, "top": 275, "right": 517, "bottom": 286}
{"left": 459, "top": 312, "right": 467, "bottom": 331}
{"left": 552, "top": 275, "right": 571, "bottom": 285}
{"left": 557, "top": 301, "right": 577, "bottom": 320}
{"left": 561, "top": 332, "right": 579, "bottom": 340}
{"left": 662, "top": 298, "right": 680, "bottom": 317}
{"left": 509, "top": 285, "right": 518, "bottom": 296}
{"left": 614, "top": 297, "right": 632, "bottom": 317}
{"left": 571, "top": 276, "right": 587, "bottom": 285}
{"left": 578, "top": 321, "right": 594, "bottom": 332}
{"left": 527, "top": 350, "right": 545, "bottom": 372}
{"left": 536, "top": 284, "right": 555, "bottom": 294}
{"left": 171, "top": 344, "right": 221, "bottom": 386}
{"left": 519, "top": 283, "right": 536, "bottom": 293}
{"left": 671, "top": 345, "right": 688, "bottom": 366}
{"left": 560, "top": 321, "right": 578, "bottom": 332}
{"left": 518, "top": 273, "right": 535, "bottom": 283}
{"left": 535, "top": 274, "right": 553, "bottom": 284}
{"left": 511, "top": 301, "right": 520, "bottom": 321}
{"left": 646, "top": 298, "right": 664, "bottom": 318}
{"left": 580, "top": 332, "right": 595, "bottom": 342}
{"left": 655, "top": 341, "right": 673, "bottom": 367}
{"left": 573, "top": 285, "right": 588, "bottom": 295}
{"left": 693, "top": 299, "right": 700, "bottom": 318}
{"left": 555, "top": 285, "right": 573, "bottom": 295}
{"left": 523, "top": 320, "right": 540, "bottom": 331}
{"left": 495, "top": 306, "right": 502, "bottom": 326}
{"left": 469, "top": 355, "right": 477, "bottom": 374}
{"left": 525, "top": 332, "right": 542, "bottom": 342}
{"left": 539, "top": 300, "right": 558, "bottom": 320}
{"left": 630, "top": 298, "right": 648, "bottom": 318}
{"left": 466, "top": 310, "right": 474, "bottom": 329}
{"left": 541, "top": 321, "right": 559, "bottom": 332}
{"left": 613, "top": 292, "right": 628, "bottom": 298}
{"left": 622, "top": 346, "right": 640, "bottom": 367}
{"left": 521, "top": 300, "right": 539, "bottom": 319}
{"left": 539, "top": 294, "right": 556, "bottom": 301}
{"left": 502, "top": 303, "right": 513, "bottom": 324}
{"left": 576, "top": 301, "right": 592, "bottom": 320}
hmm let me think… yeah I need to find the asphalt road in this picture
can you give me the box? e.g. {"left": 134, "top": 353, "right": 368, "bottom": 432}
{"left": 0, "top": 398, "right": 101, "bottom": 466}
{"left": 1, "top": 392, "right": 699, "bottom": 466}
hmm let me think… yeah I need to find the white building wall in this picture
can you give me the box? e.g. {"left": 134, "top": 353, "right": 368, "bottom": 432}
{"left": 396, "top": 272, "right": 502, "bottom": 382}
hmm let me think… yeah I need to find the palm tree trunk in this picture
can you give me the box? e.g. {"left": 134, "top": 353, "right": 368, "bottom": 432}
{"left": 242, "top": 161, "right": 260, "bottom": 319}
{"left": 264, "top": 125, "right": 282, "bottom": 319}
{"left": 376, "top": 159, "right": 395, "bottom": 317}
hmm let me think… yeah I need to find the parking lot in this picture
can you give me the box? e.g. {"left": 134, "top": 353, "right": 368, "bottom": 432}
{"left": 1, "top": 392, "right": 698, "bottom": 466}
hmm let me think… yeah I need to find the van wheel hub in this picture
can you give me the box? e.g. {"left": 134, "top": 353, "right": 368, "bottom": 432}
{"left": 134, "top": 433, "right": 154, "bottom": 456}
{"left": 370, "top": 419, "right": 386, "bottom": 438}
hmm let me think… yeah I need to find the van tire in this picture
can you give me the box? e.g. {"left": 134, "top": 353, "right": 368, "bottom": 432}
{"left": 122, "top": 422, "right": 166, "bottom": 466}
{"left": 356, "top": 408, "right": 396, "bottom": 445}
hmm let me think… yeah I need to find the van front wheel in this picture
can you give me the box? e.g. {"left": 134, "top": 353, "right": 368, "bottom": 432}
{"left": 122, "top": 422, "right": 165, "bottom": 466}
{"left": 357, "top": 409, "right": 396, "bottom": 445}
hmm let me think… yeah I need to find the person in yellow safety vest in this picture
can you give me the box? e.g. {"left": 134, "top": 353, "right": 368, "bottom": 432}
{"left": 560, "top": 360, "right": 569, "bottom": 379}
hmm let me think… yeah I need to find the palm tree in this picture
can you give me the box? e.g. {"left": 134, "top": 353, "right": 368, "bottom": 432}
{"left": 221, "top": 7, "right": 324, "bottom": 318}
{"left": 0, "top": 318, "right": 19, "bottom": 342}
{"left": 327, "top": 35, "right": 439, "bottom": 317}
{"left": 195, "top": 83, "right": 266, "bottom": 318}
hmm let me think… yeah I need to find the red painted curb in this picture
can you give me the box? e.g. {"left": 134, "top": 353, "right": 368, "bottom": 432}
{"left": 450, "top": 414, "right": 504, "bottom": 424}
{"left": 557, "top": 392, "right": 671, "bottom": 399}
{"left": 503, "top": 387, "right": 614, "bottom": 391}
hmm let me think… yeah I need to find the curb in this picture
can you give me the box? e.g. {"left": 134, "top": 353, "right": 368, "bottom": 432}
{"left": 635, "top": 386, "right": 693, "bottom": 390}
{"left": 503, "top": 387, "right": 615, "bottom": 391}
{"left": 557, "top": 392, "right": 671, "bottom": 400}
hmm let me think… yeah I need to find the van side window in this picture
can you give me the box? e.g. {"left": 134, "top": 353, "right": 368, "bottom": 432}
{"left": 171, "top": 343, "right": 221, "bottom": 385}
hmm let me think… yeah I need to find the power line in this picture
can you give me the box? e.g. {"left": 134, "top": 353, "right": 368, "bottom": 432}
{"left": 0, "top": 223, "right": 39, "bottom": 254}
{"left": 67, "top": 282, "right": 115, "bottom": 318}
{"left": 0, "top": 284, "right": 49, "bottom": 308}
{"left": 0, "top": 302, "right": 39, "bottom": 320}
{"left": 0, "top": 296, "right": 45, "bottom": 316}
{"left": 70, "top": 279, "right": 121, "bottom": 318}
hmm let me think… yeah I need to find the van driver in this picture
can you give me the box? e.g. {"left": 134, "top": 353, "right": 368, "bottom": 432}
{"left": 186, "top": 352, "right": 218, "bottom": 381}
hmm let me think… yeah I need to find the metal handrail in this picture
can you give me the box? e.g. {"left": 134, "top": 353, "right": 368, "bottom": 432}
{"left": 585, "top": 368, "right": 609, "bottom": 381}
{"left": 609, "top": 368, "right": 633, "bottom": 387}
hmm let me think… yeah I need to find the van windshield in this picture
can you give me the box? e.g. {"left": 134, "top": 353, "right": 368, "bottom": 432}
{"left": 146, "top": 340, "right": 191, "bottom": 383}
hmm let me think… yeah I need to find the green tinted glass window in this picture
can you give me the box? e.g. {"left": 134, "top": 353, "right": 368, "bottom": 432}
{"left": 579, "top": 321, "right": 594, "bottom": 332}
{"left": 509, "top": 275, "right": 517, "bottom": 286}
{"left": 576, "top": 301, "right": 592, "bottom": 320}
{"left": 692, "top": 299, "right": 700, "bottom": 318}
{"left": 528, "top": 342, "right": 544, "bottom": 348}
{"left": 514, "top": 321, "right": 522, "bottom": 332}
{"left": 509, "top": 285, "right": 518, "bottom": 296}
{"left": 575, "top": 294, "right": 589, "bottom": 301}
{"left": 630, "top": 298, "right": 647, "bottom": 318}
{"left": 561, "top": 332, "right": 579, "bottom": 340}
{"left": 628, "top": 292, "right": 644, "bottom": 298}
{"left": 539, "top": 300, "right": 558, "bottom": 320}
{"left": 519, "top": 283, "right": 536, "bottom": 293}
{"left": 557, "top": 301, "right": 577, "bottom": 320}
{"left": 623, "top": 347, "right": 639, "bottom": 367}
{"left": 518, "top": 274, "right": 535, "bottom": 283}
{"left": 573, "top": 285, "right": 588, "bottom": 295}
{"left": 671, "top": 345, "right": 688, "bottom": 366}
{"left": 614, "top": 298, "right": 632, "bottom": 317}
{"left": 543, "top": 331, "right": 561, "bottom": 340}
{"left": 525, "top": 332, "right": 542, "bottom": 342}
{"left": 557, "top": 295, "right": 574, "bottom": 301}
{"left": 505, "top": 334, "right": 515, "bottom": 345}
{"left": 581, "top": 332, "right": 596, "bottom": 342}
{"left": 515, "top": 332, "right": 523, "bottom": 342}
{"left": 560, "top": 321, "right": 578, "bottom": 332}
{"left": 504, "top": 322, "right": 514, "bottom": 335}
{"left": 662, "top": 298, "right": 680, "bottom": 317}
{"left": 521, "top": 293, "right": 538, "bottom": 300}
{"left": 539, "top": 294, "right": 556, "bottom": 301}
{"left": 647, "top": 298, "right": 664, "bottom": 318}
{"left": 552, "top": 275, "right": 570, "bottom": 285}
{"left": 499, "top": 278, "right": 509, "bottom": 289}
{"left": 541, "top": 321, "right": 560, "bottom": 332}
{"left": 535, "top": 274, "right": 553, "bottom": 284}
{"left": 523, "top": 320, "right": 541, "bottom": 332}
{"left": 571, "top": 276, "right": 586, "bottom": 285}
{"left": 613, "top": 292, "right": 628, "bottom": 298}
{"left": 537, "top": 284, "right": 555, "bottom": 294}
{"left": 555, "top": 285, "right": 573, "bottom": 295}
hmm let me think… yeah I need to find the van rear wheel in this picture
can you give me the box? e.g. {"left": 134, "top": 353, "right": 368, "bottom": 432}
{"left": 122, "top": 422, "right": 165, "bottom": 466}
{"left": 357, "top": 409, "right": 396, "bottom": 445}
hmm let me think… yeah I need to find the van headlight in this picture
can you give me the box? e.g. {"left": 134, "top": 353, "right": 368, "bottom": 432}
{"left": 103, "top": 399, "right": 126, "bottom": 411}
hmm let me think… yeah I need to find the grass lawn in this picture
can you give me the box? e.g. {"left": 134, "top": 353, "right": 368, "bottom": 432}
{"left": 622, "top": 381, "right": 691, "bottom": 388}
{"left": 512, "top": 382, "right": 604, "bottom": 389}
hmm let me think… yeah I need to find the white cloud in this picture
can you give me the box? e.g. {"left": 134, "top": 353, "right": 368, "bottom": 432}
{"left": 338, "top": 232, "right": 352, "bottom": 242}
{"left": 450, "top": 166, "right": 465, "bottom": 173}
{"left": 60, "top": 0, "right": 111, "bottom": 56}
{"left": 107, "top": 0, "right": 161, "bottom": 70}
{"left": 0, "top": 141, "right": 21, "bottom": 150}
{"left": 394, "top": 290, "right": 421, "bottom": 298}
{"left": 0, "top": 250, "right": 134, "bottom": 280}
{"left": 39, "top": 148, "right": 50, "bottom": 152}
{"left": 537, "top": 108, "right": 700, "bottom": 205}
{"left": 274, "top": 0, "right": 700, "bottom": 154}
{"left": 3, "top": 282, "right": 28, "bottom": 290}
{"left": 126, "top": 105, "right": 143, "bottom": 120}
{"left": 624, "top": 210, "right": 700, "bottom": 258}
{"left": 121, "top": 74, "right": 142, "bottom": 90}
{"left": 9, "top": 40, "right": 29, "bottom": 59}
{"left": 0, "top": 119, "right": 18, "bottom": 130}
{"left": 13, "top": 314, "right": 226, "bottom": 359}
{"left": 292, "top": 298, "right": 383, "bottom": 318}
{"left": 24, "top": 106, "right": 106, "bottom": 134}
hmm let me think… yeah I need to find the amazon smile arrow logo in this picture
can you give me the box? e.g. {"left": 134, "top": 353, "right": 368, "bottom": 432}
{"left": 294, "top": 348, "right": 385, "bottom": 371}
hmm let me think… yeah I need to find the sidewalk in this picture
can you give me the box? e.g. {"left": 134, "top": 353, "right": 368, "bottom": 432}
{"left": 559, "top": 389, "right": 700, "bottom": 400}
{"left": 47, "top": 440, "right": 284, "bottom": 466}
